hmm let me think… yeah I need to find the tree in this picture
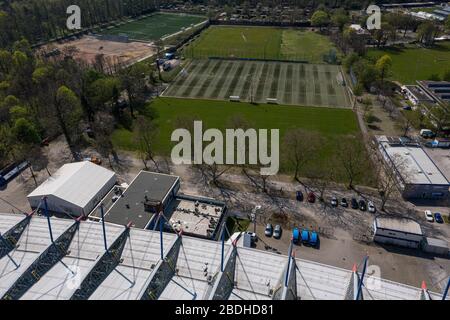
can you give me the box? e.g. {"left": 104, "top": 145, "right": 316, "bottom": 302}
{"left": 375, "top": 54, "right": 392, "bottom": 84}
{"left": 377, "top": 154, "right": 411, "bottom": 211}
{"left": 443, "top": 16, "right": 450, "bottom": 31}
{"left": 282, "top": 129, "right": 322, "bottom": 183}
{"left": 94, "top": 113, "right": 119, "bottom": 168}
{"left": 395, "top": 112, "right": 413, "bottom": 137}
{"left": 311, "top": 10, "right": 330, "bottom": 31}
{"left": 417, "top": 21, "right": 439, "bottom": 46}
{"left": 118, "top": 63, "right": 150, "bottom": 117}
{"left": 336, "top": 136, "right": 367, "bottom": 189}
{"left": 331, "top": 10, "right": 349, "bottom": 32}
{"left": 55, "top": 86, "right": 82, "bottom": 159}
{"left": 443, "top": 70, "right": 450, "bottom": 82}
{"left": 12, "top": 118, "right": 40, "bottom": 144}
{"left": 430, "top": 105, "right": 450, "bottom": 134}
{"left": 135, "top": 116, "right": 159, "bottom": 171}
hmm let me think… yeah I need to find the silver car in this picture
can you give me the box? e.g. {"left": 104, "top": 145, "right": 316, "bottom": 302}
{"left": 273, "top": 225, "right": 282, "bottom": 239}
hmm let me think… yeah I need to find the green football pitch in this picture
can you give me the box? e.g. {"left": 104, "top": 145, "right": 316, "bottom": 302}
{"left": 183, "top": 26, "right": 340, "bottom": 64}
{"left": 102, "top": 13, "right": 207, "bottom": 42}
{"left": 368, "top": 42, "right": 450, "bottom": 84}
{"left": 162, "top": 59, "right": 350, "bottom": 108}
{"left": 111, "top": 97, "right": 374, "bottom": 185}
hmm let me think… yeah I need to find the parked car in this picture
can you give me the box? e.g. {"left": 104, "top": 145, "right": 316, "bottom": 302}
{"left": 307, "top": 192, "right": 316, "bottom": 203}
{"left": 296, "top": 191, "right": 304, "bottom": 202}
{"left": 351, "top": 198, "right": 359, "bottom": 209}
{"left": 265, "top": 224, "right": 273, "bottom": 237}
{"left": 434, "top": 213, "right": 444, "bottom": 224}
{"left": 309, "top": 231, "right": 319, "bottom": 247}
{"left": 359, "top": 199, "right": 367, "bottom": 211}
{"left": 301, "top": 229, "right": 309, "bottom": 244}
{"left": 424, "top": 210, "right": 434, "bottom": 222}
{"left": 292, "top": 228, "right": 300, "bottom": 244}
{"left": 331, "top": 196, "right": 338, "bottom": 207}
{"left": 273, "top": 225, "right": 282, "bottom": 239}
{"left": 420, "top": 129, "right": 435, "bottom": 139}
{"left": 368, "top": 201, "right": 376, "bottom": 213}
{"left": 341, "top": 198, "right": 348, "bottom": 207}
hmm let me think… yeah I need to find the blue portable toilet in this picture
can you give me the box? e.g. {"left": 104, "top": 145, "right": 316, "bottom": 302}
{"left": 309, "top": 231, "right": 318, "bottom": 246}
{"left": 301, "top": 229, "right": 309, "bottom": 243}
{"left": 292, "top": 228, "right": 300, "bottom": 244}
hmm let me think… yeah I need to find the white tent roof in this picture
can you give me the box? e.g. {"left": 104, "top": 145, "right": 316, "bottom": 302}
{"left": 27, "top": 161, "right": 115, "bottom": 208}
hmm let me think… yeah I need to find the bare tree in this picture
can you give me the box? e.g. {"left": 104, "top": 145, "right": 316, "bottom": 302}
{"left": 135, "top": 116, "right": 159, "bottom": 171}
{"left": 282, "top": 129, "right": 322, "bottom": 183}
{"left": 336, "top": 136, "right": 367, "bottom": 189}
{"left": 94, "top": 113, "right": 119, "bottom": 169}
{"left": 307, "top": 157, "right": 336, "bottom": 203}
{"left": 377, "top": 153, "right": 412, "bottom": 211}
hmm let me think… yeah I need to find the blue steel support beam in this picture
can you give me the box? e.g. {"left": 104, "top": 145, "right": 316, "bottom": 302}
{"left": 159, "top": 212, "right": 164, "bottom": 260}
{"left": 442, "top": 277, "right": 449, "bottom": 301}
{"left": 356, "top": 256, "right": 369, "bottom": 300}
{"left": 100, "top": 204, "right": 108, "bottom": 251}
{"left": 43, "top": 197, "right": 54, "bottom": 243}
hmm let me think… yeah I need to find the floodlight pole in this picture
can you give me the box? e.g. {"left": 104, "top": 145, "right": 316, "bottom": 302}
{"left": 285, "top": 238, "right": 294, "bottom": 287}
{"left": 100, "top": 204, "right": 108, "bottom": 251}
{"left": 443, "top": 277, "right": 450, "bottom": 301}
{"left": 356, "top": 256, "right": 369, "bottom": 300}
{"left": 43, "top": 197, "right": 54, "bottom": 243}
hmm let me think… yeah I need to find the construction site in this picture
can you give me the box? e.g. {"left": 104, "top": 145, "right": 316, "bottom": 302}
{"left": 0, "top": 211, "right": 448, "bottom": 300}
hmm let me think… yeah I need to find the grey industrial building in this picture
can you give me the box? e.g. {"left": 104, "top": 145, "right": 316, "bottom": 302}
{"left": 376, "top": 136, "right": 450, "bottom": 200}
{"left": 373, "top": 217, "right": 424, "bottom": 249}
{"left": 0, "top": 213, "right": 448, "bottom": 300}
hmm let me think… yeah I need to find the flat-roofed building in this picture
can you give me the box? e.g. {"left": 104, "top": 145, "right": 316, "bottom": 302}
{"left": 373, "top": 217, "right": 424, "bottom": 248}
{"left": 89, "top": 171, "right": 226, "bottom": 240}
{"left": 376, "top": 136, "right": 450, "bottom": 200}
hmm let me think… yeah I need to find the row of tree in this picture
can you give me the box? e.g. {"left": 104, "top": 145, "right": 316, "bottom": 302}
{"left": 0, "top": 38, "right": 154, "bottom": 169}
{"left": 0, "top": 0, "right": 159, "bottom": 48}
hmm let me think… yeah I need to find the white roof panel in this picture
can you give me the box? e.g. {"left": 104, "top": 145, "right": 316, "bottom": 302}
{"left": 27, "top": 161, "right": 116, "bottom": 208}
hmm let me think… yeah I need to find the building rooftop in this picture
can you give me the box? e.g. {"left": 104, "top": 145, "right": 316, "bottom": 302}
{"left": 165, "top": 196, "right": 224, "bottom": 238}
{"left": 92, "top": 171, "right": 180, "bottom": 229}
{"left": 27, "top": 161, "right": 116, "bottom": 208}
{"left": 0, "top": 213, "right": 447, "bottom": 300}
{"left": 377, "top": 136, "right": 449, "bottom": 185}
{"left": 375, "top": 217, "right": 423, "bottom": 236}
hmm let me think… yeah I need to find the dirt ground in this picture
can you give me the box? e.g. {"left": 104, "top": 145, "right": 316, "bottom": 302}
{"left": 0, "top": 135, "right": 448, "bottom": 294}
{"left": 48, "top": 36, "right": 156, "bottom": 66}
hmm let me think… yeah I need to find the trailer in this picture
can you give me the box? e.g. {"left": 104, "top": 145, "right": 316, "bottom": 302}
{"left": 0, "top": 161, "right": 29, "bottom": 187}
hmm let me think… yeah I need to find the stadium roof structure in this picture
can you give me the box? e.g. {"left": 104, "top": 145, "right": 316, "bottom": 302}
{"left": 27, "top": 161, "right": 116, "bottom": 209}
{"left": 0, "top": 213, "right": 448, "bottom": 300}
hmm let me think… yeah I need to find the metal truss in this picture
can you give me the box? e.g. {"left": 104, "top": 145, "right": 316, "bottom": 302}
{"left": 205, "top": 246, "right": 237, "bottom": 300}
{"left": 273, "top": 241, "right": 297, "bottom": 300}
{"left": 140, "top": 236, "right": 182, "bottom": 300}
{"left": 0, "top": 215, "right": 32, "bottom": 260}
{"left": 1, "top": 219, "right": 80, "bottom": 300}
{"left": 70, "top": 226, "right": 130, "bottom": 300}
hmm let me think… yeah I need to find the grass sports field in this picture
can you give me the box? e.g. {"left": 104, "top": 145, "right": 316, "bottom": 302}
{"left": 102, "top": 12, "right": 206, "bottom": 42}
{"left": 112, "top": 97, "right": 374, "bottom": 184}
{"left": 368, "top": 42, "right": 450, "bottom": 84}
{"left": 183, "top": 26, "right": 339, "bottom": 63}
{"left": 162, "top": 59, "right": 349, "bottom": 107}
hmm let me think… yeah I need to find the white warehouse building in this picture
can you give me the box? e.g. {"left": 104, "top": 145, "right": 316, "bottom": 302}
{"left": 27, "top": 161, "right": 116, "bottom": 217}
